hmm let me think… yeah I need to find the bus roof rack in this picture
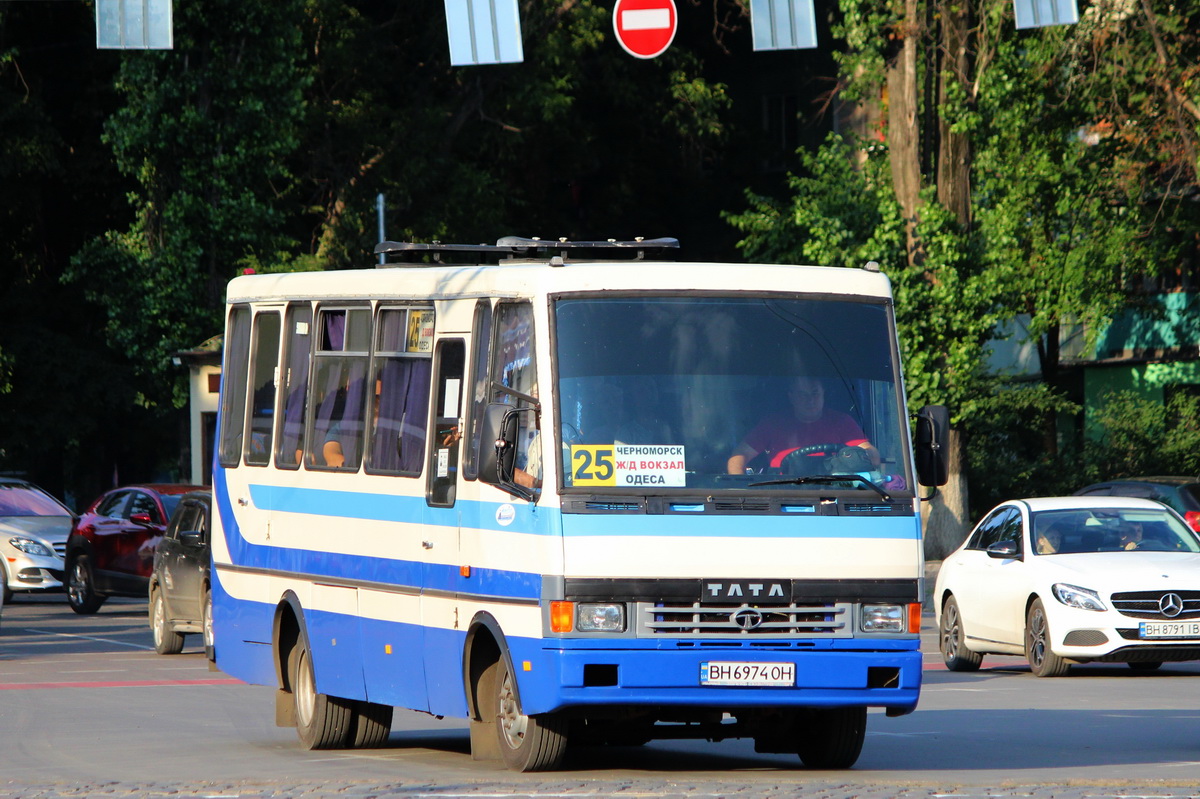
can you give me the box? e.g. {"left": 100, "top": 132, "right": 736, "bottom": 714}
{"left": 374, "top": 236, "right": 680, "bottom": 266}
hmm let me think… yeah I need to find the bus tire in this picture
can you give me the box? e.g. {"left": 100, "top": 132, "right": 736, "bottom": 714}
{"left": 488, "top": 657, "right": 568, "bottom": 772}
{"left": 150, "top": 589, "right": 185, "bottom": 655}
{"left": 289, "top": 637, "right": 353, "bottom": 749}
{"left": 348, "top": 699, "right": 393, "bottom": 748}
{"left": 795, "top": 706, "right": 866, "bottom": 769}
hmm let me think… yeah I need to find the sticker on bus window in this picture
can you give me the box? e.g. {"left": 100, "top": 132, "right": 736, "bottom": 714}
{"left": 406, "top": 310, "right": 434, "bottom": 352}
{"left": 571, "top": 444, "right": 685, "bottom": 487}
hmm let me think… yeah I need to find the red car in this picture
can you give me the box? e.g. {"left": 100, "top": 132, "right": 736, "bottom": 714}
{"left": 65, "top": 483, "right": 206, "bottom": 614}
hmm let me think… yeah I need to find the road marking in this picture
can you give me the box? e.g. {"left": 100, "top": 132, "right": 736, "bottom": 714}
{"left": 23, "top": 627, "right": 153, "bottom": 650}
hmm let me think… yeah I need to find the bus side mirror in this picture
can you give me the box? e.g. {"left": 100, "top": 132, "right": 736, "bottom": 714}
{"left": 914, "top": 404, "right": 949, "bottom": 487}
{"left": 478, "top": 403, "right": 536, "bottom": 501}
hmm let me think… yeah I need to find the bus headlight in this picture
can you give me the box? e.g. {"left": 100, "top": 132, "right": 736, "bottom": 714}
{"left": 577, "top": 603, "right": 625, "bottom": 632}
{"left": 861, "top": 604, "right": 905, "bottom": 633}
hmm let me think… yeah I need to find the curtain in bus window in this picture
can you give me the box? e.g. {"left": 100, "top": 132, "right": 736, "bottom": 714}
{"left": 277, "top": 305, "right": 312, "bottom": 468}
{"left": 368, "top": 308, "right": 432, "bottom": 474}
{"left": 370, "top": 358, "right": 431, "bottom": 473}
{"left": 218, "top": 306, "right": 251, "bottom": 467}
{"left": 311, "top": 310, "right": 368, "bottom": 469}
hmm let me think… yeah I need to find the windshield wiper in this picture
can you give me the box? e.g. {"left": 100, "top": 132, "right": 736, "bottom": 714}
{"left": 748, "top": 474, "right": 891, "bottom": 501}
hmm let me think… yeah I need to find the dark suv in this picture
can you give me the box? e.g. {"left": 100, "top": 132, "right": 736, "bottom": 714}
{"left": 64, "top": 483, "right": 206, "bottom": 614}
{"left": 1075, "top": 476, "right": 1200, "bottom": 532}
{"left": 149, "top": 490, "right": 212, "bottom": 657}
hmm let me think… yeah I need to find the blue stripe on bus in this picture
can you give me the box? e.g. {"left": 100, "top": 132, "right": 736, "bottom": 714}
{"left": 214, "top": 472, "right": 543, "bottom": 599}
{"left": 215, "top": 472, "right": 918, "bottom": 601}
{"left": 242, "top": 482, "right": 919, "bottom": 540}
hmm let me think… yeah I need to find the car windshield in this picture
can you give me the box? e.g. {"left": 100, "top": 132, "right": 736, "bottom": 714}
{"left": 161, "top": 494, "right": 185, "bottom": 519}
{"left": 0, "top": 482, "right": 71, "bottom": 517}
{"left": 553, "top": 294, "right": 911, "bottom": 493}
{"left": 1032, "top": 508, "right": 1200, "bottom": 554}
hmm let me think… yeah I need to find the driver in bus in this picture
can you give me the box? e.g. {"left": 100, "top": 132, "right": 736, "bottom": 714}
{"left": 726, "top": 375, "right": 880, "bottom": 475}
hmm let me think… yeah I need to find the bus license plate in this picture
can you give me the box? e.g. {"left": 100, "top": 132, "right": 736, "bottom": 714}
{"left": 700, "top": 661, "right": 795, "bottom": 687}
{"left": 1140, "top": 621, "right": 1200, "bottom": 639}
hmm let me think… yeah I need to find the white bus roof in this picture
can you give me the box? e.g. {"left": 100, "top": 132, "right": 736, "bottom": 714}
{"left": 225, "top": 258, "right": 893, "bottom": 304}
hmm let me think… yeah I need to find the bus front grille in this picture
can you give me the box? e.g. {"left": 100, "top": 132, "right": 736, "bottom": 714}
{"left": 637, "top": 601, "right": 851, "bottom": 638}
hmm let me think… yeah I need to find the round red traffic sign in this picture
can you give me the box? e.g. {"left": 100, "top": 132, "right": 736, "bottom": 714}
{"left": 612, "top": 0, "right": 677, "bottom": 59}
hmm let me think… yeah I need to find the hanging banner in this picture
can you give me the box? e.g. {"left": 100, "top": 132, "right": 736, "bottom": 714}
{"left": 1013, "top": 0, "right": 1078, "bottom": 29}
{"left": 96, "top": 0, "right": 173, "bottom": 49}
{"left": 750, "top": 0, "right": 817, "bottom": 51}
{"left": 445, "top": 0, "right": 524, "bottom": 66}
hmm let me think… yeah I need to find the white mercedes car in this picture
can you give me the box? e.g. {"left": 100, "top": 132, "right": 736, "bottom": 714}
{"left": 934, "top": 495, "right": 1200, "bottom": 676}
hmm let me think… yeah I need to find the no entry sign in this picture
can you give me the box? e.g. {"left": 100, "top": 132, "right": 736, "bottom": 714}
{"left": 612, "top": 0, "right": 677, "bottom": 59}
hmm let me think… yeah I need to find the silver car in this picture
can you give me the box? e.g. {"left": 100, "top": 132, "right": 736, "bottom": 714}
{"left": 0, "top": 477, "right": 74, "bottom": 601}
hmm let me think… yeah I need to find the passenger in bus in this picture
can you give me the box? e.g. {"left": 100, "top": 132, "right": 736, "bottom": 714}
{"left": 725, "top": 375, "right": 879, "bottom": 475}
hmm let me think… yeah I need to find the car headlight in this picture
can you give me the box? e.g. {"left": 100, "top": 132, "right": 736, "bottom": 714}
{"left": 8, "top": 536, "right": 53, "bottom": 557}
{"left": 1053, "top": 583, "right": 1107, "bottom": 612}
{"left": 861, "top": 603, "right": 905, "bottom": 632}
{"left": 577, "top": 603, "right": 626, "bottom": 632}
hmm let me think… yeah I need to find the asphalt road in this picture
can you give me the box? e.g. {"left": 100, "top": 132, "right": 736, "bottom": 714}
{"left": 4, "top": 592, "right": 1200, "bottom": 798}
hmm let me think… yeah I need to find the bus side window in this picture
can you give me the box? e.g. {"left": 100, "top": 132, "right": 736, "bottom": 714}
{"left": 245, "top": 311, "right": 281, "bottom": 467}
{"left": 366, "top": 306, "right": 433, "bottom": 476}
{"left": 462, "top": 299, "right": 493, "bottom": 481}
{"left": 427, "top": 339, "right": 465, "bottom": 507}
{"left": 275, "top": 304, "right": 313, "bottom": 470}
{"left": 218, "top": 306, "right": 251, "bottom": 468}
{"left": 307, "top": 307, "right": 371, "bottom": 470}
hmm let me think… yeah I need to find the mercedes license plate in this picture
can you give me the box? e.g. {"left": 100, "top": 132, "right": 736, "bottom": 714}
{"left": 1140, "top": 621, "right": 1200, "bottom": 639}
{"left": 700, "top": 661, "right": 795, "bottom": 687}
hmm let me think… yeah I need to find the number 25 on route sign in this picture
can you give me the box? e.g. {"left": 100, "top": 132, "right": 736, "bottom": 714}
{"left": 613, "top": 0, "right": 677, "bottom": 59}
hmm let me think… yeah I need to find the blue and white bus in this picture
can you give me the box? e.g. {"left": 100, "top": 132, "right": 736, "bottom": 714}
{"left": 211, "top": 237, "right": 948, "bottom": 771}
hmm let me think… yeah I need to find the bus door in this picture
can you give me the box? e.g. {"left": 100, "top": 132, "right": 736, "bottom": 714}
{"left": 422, "top": 337, "right": 466, "bottom": 706}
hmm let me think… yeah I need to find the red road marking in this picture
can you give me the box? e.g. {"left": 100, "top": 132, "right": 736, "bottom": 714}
{"left": 0, "top": 678, "right": 243, "bottom": 690}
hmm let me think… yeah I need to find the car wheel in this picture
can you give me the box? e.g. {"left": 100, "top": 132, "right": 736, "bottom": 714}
{"left": 486, "top": 657, "right": 568, "bottom": 771}
{"left": 289, "top": 637, "right": 353, "bottom": 750}
{"left": 202, "top": 587, "right": 215, "bottom": 662}
{"left": 1025, "top": 598, "right": 1070, "bottom": 677}
{"left": 151, "top": 589, "right": 185, "bottom": 655}
{"left": 939, "top": 595, "right": 983, "bottom": 671}
{"left": 1128, "top": 661, "right": 1163, "bottom": 671}
{"left": 66, "top": 554, "right": 105, "bottom": 614}
{"left": 795, "top": 707, "right": 867, "bottom": 769}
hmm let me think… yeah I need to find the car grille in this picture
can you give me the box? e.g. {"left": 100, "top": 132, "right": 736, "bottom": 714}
{"left": 1111, "top": 590, "right": 1200, "bottom": 620}
{"left": 636, "top": 601, "right": 851, "bottom": 638}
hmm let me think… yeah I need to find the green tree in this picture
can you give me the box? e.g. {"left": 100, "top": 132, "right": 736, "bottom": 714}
{"left": 65, "top": 0, "right": 309, "bottom": 414}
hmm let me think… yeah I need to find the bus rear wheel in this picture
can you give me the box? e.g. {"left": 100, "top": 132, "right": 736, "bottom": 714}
{"left": 289, "top": 638, "right": 353, "bottom": 749}
{"left": 794, "top": 707, "right": 867, "bottom": 769}
{"left": 487, "top": 658, "right": 568, "bottom": 771}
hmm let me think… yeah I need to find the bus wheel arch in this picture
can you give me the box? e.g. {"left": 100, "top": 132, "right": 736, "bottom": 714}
{"left": 463, "top": 612, "right": 568, "bottom": 772}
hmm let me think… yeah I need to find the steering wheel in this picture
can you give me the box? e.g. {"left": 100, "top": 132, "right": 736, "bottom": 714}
{"left": 772, "top": 443, "right": 843, "bottom": 473}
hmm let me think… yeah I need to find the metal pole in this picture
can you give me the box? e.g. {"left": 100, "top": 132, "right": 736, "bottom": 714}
{"left": 377, "top": 193, "right": 386, "bottom": 265}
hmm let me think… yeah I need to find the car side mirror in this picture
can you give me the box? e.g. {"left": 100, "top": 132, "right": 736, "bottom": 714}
{"left": 131, "top": 512, "right": 155, "bottom": 526}
{"left": 180, "top": 530, "right": 204, "bottom": 547}
{"left": 986, "top": 540, "right": 1020, "bottom": 559}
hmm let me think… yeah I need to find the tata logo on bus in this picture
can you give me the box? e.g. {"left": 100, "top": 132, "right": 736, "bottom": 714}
{"left": 704, "top": 581, "right": 790, "bottom": 603}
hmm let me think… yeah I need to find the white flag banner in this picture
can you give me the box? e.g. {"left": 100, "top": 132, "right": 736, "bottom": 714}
{"left": 1013, "top": 0, "right": 1078, "bottom": 29}
{"left": 96, "top": 0, "right": 173, "bottom": 49}
{"left": 445, "top": 0, "right": 524, "bottom": 66}
{"left": 750, "top": 0, "right": 818, "bottom": 51}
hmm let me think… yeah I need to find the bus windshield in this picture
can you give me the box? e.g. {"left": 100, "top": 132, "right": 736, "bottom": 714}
{"left": 554, "top": 294, "right": 912, "bottom": 494}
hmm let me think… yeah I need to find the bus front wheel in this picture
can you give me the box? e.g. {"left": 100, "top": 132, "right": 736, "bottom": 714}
{"left": 794, "top": 706, "right": 867, "bottom": 769}
{"left": 289, "top": 638, "right": 354, "bottom": 749}
{"left": 486, "top": 657, "right": 568, "bottom": 771}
